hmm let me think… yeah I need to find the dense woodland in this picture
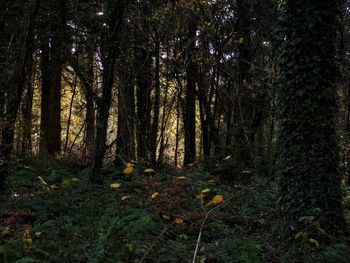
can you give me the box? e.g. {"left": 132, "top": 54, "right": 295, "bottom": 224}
{"left": 1, "top": 0, "right": 350, "bottom": 262}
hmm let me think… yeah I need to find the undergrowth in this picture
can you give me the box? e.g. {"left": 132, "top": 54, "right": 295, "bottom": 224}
{"left": 0, "top": 156, "right": 349, "bottom": 262}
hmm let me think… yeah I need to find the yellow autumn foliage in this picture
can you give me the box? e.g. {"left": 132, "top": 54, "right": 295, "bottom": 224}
{"left": 144, "top": 168, "right": 154, "bottom": 173}
{"left": 110, "top": 183, "right": 121, "bottom": 189}
{"left": 175, "top": 217, "right": 184, "bottom": 224}
{"left": 212, "top": 195, "right": 224, "bottom": 204}
{"left": 151, "top": 192, "right": 159, "bottom": 199}
{"left": 123, "top": 166, "right": 134, "bottom": 175}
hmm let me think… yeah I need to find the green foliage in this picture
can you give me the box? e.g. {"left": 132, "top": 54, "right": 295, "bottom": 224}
{"left": 1, "top": 158, "right": 349, "bottom": 262}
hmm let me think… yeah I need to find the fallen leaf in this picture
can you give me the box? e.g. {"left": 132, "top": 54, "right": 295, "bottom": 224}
{"left": 162, "top": 214, "right": 170, "bottom": 220}
{"left": 23, "top": 238, "right": 33, "bottom": 245}
{"left": 196, "top": 193, "right": 205, "bottom": 200}
{"left": 176, "top": 176, "right": 188, "bottom": 180}
{"left": 124, "top": 166, "right": 134, "bottom": 175}
{"left": 151, "top": 192, "right": 159, "bottom": 199}
{"left": 144, "top": 168, "right": 154, "bottom": 173}
{"left": 121, "top": 195, "right": 132, "bottom": 201}
{"left": 174, "top": 217, "right": 184, "bottom": 224}
{"left": 223, "top": 155, "right": 231, "bottom": 161}
{"left": 110, "top": 183, "right": 121, "bottom": 189}
{"left": 308, "top": 238, "right": 319, "bottom": 247}
{"left": 241, "top": 170, "right": 252, "bottom": 174}
{"left": 204, "top": 201, "right": 213, "bottom": 207}
{"left": 212, "top": 195, "right": 224, "bottom": 204}
{"left": 201, "top": 188, "right": 210, "bottom": 193}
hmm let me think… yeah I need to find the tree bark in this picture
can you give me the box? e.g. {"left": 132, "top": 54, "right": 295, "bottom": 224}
{"left": 91, "top": 0, "right": 125, "bottom": 180}
{"left": 277, "top": 0, "right": 346, "bottom": 238}
{"left": 183, "top": 22, "right": 197, "bottom": 166}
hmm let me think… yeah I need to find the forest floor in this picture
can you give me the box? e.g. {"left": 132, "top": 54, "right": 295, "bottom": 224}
{"left": 0, "top": 156, "right": 350, "bottom": 263}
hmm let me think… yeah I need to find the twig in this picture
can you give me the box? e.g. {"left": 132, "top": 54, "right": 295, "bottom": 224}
{"left": 140, "top": 222, "right": 174, "bottom": 262}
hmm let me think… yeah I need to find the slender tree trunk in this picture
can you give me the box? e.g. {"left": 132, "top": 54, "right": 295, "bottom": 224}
{"left": 150, "top": 40, "right": 161, "bottom": 165}
{"left": 135, "top": 47, "right": 152, "bottom": 161}
{"left": 184, "top": 22, "right": 197, "bottom": 166}
{"left": 116, "top": 61, "right": 135, "bottom": 164}
{"left": 91, "top": 0, "right": 125, "bottom": 180}
{"left": 64, "top": 74, "right": 78, "bottom": 153}
{"left": 21, "top": 52, "right": 36, "bottom": 154}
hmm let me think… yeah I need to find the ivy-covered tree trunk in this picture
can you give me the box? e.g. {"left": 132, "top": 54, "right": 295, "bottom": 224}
{"left": 277, "top": 0, "right": 346, "bottom": 237}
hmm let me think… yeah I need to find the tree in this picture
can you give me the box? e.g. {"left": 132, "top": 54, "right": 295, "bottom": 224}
{"left": 277, "top": 0, "right": 346, "bottom": 237}
{"left": 39, "top": 0, "right": 66, "bottom": 155}
{"left": 91, "top": 0, "right": 125, "bottom": 180}
{"left": 183, "top": 20, "right": 197, "bottom": 166}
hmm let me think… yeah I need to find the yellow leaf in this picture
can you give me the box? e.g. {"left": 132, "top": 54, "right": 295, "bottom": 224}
{"left": 162, "top": 214, "right": 170, "bottom": 220}
{"left": 174, "top": 217, "right": 184, "bottom": 224}
{"left": 241, "top": 170, "right": 252, "bottom": 174}
{"left": 110, "top": 183, "right": 121, "bottom": 189}
{"left": 121, "top": 195, "right": 132, "bottom": 201}
{"left": 223, "top": 155, "right": 231, "bottom": 161}
{"left": 151, "top": 192, "right": 159, "bottom": 199}
{"left": 212, "top": 195, "right": 224, "bottom": 205}
{"left": 124, "top": 166, "right": 134, "bottom": 175}
{"left": 239, "top": 37, "right": 244, "bottom": 44}
{"left": 35, "top": 232, "right": 42, "bottom": 237}
{"left": 196, "top": 194, "right": 205, "bottom": 200}
{"left": 23, "top": 238, "right": 33, "bottom": 245}
{"left": 126, "top": 162, "right": 134, "bottom": 167}
{"left": 201, "top": 188, "right": 210, "bottom": 193}
{"left": 204, "top": 201, "right": 213, "bottom": 207}
{"left": 144, "top": 168, "right": 154, "bottom": 173}
{"left": 308, "top": 238, "right": 319, "bottom": 247}
{"left": 176, "top": 176, "right": 188, "bottom": 180}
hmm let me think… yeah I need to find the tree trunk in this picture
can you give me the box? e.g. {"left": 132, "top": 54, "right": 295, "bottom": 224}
{"left": 135, "top": 47, "right": 152, "bottom": 161}
{"left": 150, "top": 40, "right": 161, "bottom": 165}
{"left": 277, "top": 0, "right": 345, "bottom": 238}
{"left": 183, "top": 22, "right": 197, "bottom": 166}
{"left": 39, "top": 0, "right": 65, "bottom": 155}
{"left": 91, "top": 0, "right": 125, "bottom": 180}
{"left": 116, "top": 61, "right": 135, "bottom": 164}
